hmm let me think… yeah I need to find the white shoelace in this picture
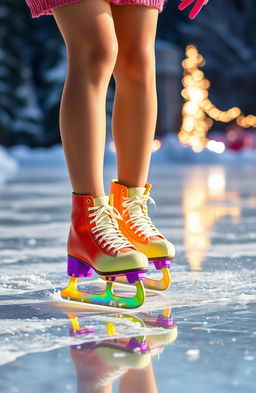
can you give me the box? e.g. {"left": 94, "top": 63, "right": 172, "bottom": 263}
{"left": 88, "top": 204, "right": 133, "bottom": 254}
{"left": 122, "top": 195, "right": 162, "bottom": 239}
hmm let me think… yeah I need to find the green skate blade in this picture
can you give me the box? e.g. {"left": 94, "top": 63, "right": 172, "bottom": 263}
{"left": 61, "top": 277, "right": 146, "bottom": 309}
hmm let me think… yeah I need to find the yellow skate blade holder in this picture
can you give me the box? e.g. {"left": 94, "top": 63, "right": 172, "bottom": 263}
{"left": 142, "top": 267, "right": 171, "bottom": 290}
{"left": 61, "top": 276, "right": 146, "bottom": 309}
{"left": 144, "top": 258, "right": 172, "bottom": 290}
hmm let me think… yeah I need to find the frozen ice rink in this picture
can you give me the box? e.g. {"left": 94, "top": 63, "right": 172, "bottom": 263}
{"left": 0, "top": 142, "right": 256, "bottom": 393}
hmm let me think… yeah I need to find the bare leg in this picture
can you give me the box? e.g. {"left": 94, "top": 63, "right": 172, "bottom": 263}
{"left": 111, "top": 4, "right": 159, "bottom": 187}
{"left": 52, "top": 0, "right": 118, "bottom": 196}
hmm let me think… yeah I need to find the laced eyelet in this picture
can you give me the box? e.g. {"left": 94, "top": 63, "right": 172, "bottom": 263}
{"left": 111, "top": 251, "right": 115, "bottom": 254}
{"left": 86, "top": 198, "right": 91, "bottom": 204}
{"left": 142, "top": 237, "right": 146, "bottom": 241}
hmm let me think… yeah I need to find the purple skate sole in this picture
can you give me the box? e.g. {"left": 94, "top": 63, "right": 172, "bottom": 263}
{"left": 67, "top": 255, "right": 146, "bottom": 283}
{"left": 149, "top": 258, "right": 172, "bottom": 270}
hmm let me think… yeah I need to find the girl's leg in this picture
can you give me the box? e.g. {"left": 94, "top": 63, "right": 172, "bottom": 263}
{"left": 52, "top": 0, "right": 118, "bottom": 196}
{"left": 110, "top": 4, "right": 159, "bottom": 188}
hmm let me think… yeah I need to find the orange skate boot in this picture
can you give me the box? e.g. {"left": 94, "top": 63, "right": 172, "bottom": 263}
{"left": 61, "top": 192, "right": 148, "bottom": 308}
{"left": 108, "top": 180, "right": 175, "bottom": 290}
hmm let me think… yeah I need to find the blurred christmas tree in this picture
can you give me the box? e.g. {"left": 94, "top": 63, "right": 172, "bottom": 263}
{"left": 159, "top": 0, "right": 256, "bottom": 124}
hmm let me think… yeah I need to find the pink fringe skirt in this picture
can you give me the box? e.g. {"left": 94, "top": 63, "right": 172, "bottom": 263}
{"left": 25, "top": 0, "right": 167, "bottom": 17}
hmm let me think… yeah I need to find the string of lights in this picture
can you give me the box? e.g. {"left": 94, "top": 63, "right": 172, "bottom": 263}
{"left": 179, "top": 45, "right": 256, "bottom": 153}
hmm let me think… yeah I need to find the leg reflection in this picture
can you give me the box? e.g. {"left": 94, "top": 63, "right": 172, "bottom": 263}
{"left": 67, "top": 306, "right": 177, "bottom": 393}
{"left": 119, "top": 362, "right": 158, "bottom": 393}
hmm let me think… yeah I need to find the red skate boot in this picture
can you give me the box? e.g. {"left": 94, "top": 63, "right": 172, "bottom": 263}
{"left": 61, "top": 193, "right": 148, "bottom": 308}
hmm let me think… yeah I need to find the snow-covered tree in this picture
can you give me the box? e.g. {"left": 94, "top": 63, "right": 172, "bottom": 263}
{"left": 0, "top": 1, "right": 44, "bottom": 146}
{"left": 0, "top": 1, "right": 68, "bottom": 146}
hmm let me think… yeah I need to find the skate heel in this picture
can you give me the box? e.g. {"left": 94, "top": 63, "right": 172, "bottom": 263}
{"left": 152, "top": 258, "right": 172, "bottom": 270}
{"left": 67, "top": 255, "right": 93, "bottom": 278}
{"left": 104, "top": 271, "right": 146, "bottom": 284}
{"left": 126, "top": 271, "right": 146, "bottom": 284}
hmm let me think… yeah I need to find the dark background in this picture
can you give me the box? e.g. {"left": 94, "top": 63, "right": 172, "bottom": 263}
{"left": 1, "top": 0, "right": 256, "bottom": 146}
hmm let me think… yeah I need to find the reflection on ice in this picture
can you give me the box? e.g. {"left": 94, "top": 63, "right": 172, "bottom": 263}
{"left": 66, "top": 307, "right": 177, "bottom": 393}
{"left": 183, "top": 167, "right": 243, "bottom": 270}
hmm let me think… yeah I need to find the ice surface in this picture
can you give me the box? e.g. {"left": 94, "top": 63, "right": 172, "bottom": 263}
{"left": 0, "top": 151, "right": 256, "bottom": 393}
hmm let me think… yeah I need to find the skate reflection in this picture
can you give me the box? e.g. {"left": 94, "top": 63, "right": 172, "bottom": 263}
{"left": 183, "top": 167, "right": 240, "bottom": 271}
{"left": 67, "top": 308, "right": 177, "bottom": 393}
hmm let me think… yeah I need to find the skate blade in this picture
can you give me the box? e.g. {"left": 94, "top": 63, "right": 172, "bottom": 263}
{"left": 61, "top": 276, "right": 146, "bottom": 309}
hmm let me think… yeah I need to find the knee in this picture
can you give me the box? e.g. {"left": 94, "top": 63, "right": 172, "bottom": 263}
{"left": 87, "top": 40, "right": 118, "bottom": 71}
{"left": 67, "top": 38, "right": 118, "bottom": 82}
{"left": 114, "top": 47, "right": 155, "bottom": 85}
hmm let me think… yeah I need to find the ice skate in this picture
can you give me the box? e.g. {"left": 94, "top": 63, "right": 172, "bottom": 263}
{"left": 61, "top": 192, "right": 148, "bottom": 308}
{"left": 107, "top": 180, "right": 175, "bottom": 290}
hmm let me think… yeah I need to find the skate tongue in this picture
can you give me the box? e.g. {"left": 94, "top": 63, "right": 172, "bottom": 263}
{"left": 94, "top": 196, "right": 109, "bottom": 206}
{"left": 93, "top": 195, "right": 117, "bottom": 234}
{"left": 93, "top": 195, "right": 132, "bottom": 250}
{"left": 128, "top": 187, "right": 146, "bottom": 197}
